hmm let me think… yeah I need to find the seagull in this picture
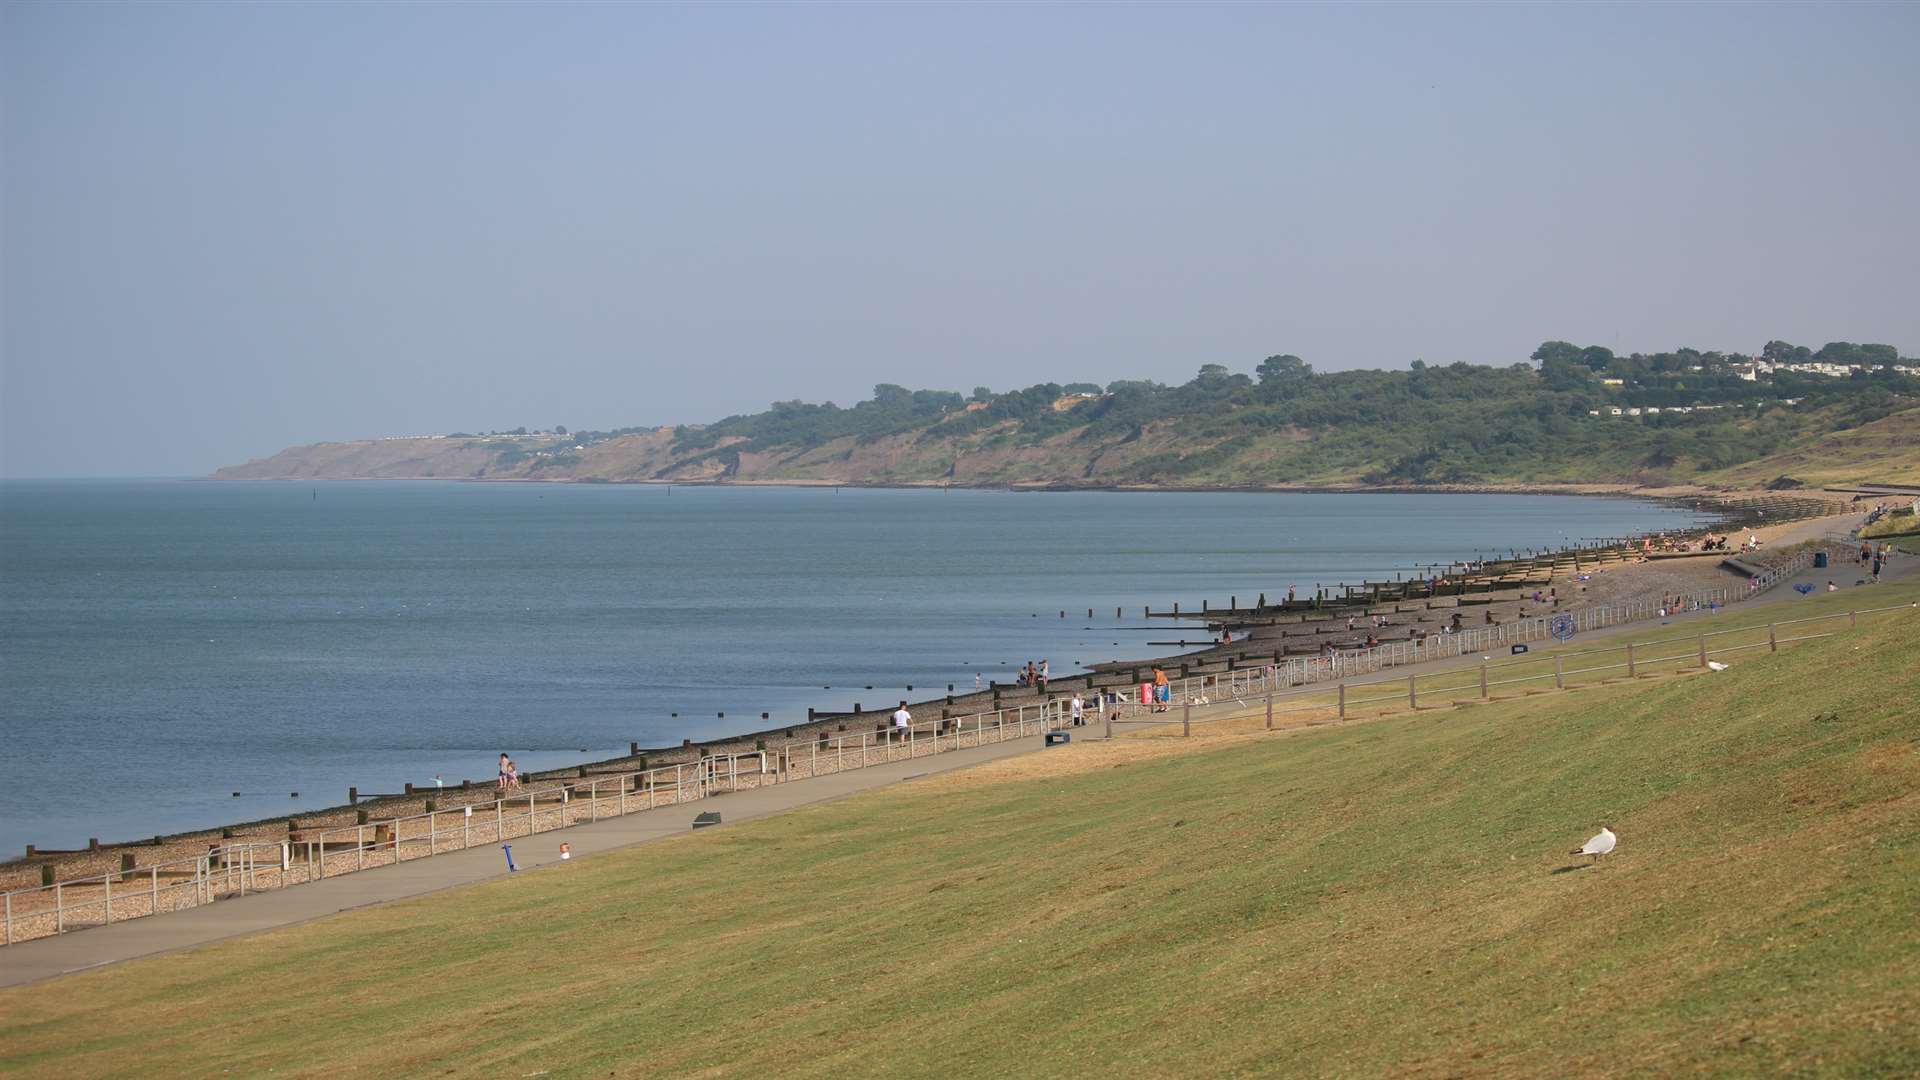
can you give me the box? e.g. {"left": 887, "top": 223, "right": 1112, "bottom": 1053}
{"left": 1571, "top": 826, "right": 1617, "bottom": 863}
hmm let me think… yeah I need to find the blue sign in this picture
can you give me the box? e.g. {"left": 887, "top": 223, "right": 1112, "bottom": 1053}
{"left": 1550, "top": 614, "right": 1577, "bottom": 642}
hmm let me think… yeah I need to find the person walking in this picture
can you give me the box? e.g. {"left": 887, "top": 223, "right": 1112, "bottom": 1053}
{"left": 892, "top": 703, "right": 913, "bottom": 745}
{"left": 1152, "top": 665, "right": 1170, "bottom": 712}
{"left": 1069, "top": 692, "right": 1084, "bottom": 727}
{"left": 1038, "top": 660, "right": 1050, "bottom": 694}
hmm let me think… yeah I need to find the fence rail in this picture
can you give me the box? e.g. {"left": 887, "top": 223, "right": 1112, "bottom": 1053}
{"left": 1105, "top": 601, "right": 1913, "bottom": 739}
{"left": 0, "top": 557, "right": 1883, "bottom": 950}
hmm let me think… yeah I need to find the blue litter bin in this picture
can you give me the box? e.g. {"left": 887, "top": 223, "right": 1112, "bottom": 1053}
{"left": 1814, "top": 551, "right": 1829, "bottom": 568}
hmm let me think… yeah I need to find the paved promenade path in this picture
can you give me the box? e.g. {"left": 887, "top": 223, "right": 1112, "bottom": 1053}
{"left": 0, "top": 731, "right": 1073, "bottom": 989}
{"left": 4, "top": 507, "right": 1901, "bottom": 990}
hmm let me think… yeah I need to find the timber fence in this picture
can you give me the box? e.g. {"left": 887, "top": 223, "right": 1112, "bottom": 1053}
{"left": 1103, "top": 602, "right": 1916, "bottom": 737}
{"left": 0, "top": 558, "right": 1872, "bottom": 951}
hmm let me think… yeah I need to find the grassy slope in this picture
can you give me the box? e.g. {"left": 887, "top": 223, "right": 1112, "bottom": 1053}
{"left": 1705, "top": 406, "right": 1920, "bottom": 489}
{"left": 4, "top": 614, "right": 1919, "bottom": 1078}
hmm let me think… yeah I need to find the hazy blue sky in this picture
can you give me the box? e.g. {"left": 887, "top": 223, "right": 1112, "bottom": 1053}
{"left": 4, "top": 2, "right": 1916, "bottom": 477}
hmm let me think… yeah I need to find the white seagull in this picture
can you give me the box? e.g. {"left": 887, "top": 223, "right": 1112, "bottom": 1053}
{"left": 1571, "top": 826, "right": 1617, "bottom": 863}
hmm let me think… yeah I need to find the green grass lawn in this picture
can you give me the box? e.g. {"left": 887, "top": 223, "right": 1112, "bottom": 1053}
{"left": 4, "top": 612, "right": 1918, "bottom": 1078}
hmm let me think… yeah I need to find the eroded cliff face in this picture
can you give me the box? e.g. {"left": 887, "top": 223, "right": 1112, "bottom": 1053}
{"left": 213, "top": 421, "right": 1338, "bottom": 487}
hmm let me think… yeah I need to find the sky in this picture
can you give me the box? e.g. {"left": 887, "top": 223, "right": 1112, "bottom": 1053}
{"left": 3, "top": 2, "right": 1917, "bottom": 477}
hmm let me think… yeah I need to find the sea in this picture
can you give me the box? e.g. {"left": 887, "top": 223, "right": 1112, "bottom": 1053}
{"left": 0, "top": 480, "right": 1714, "bottom": 854}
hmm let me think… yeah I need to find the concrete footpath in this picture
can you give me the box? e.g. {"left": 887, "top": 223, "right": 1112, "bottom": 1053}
{"left": 0, "top": 730, "right": 1076, "bottom": 989}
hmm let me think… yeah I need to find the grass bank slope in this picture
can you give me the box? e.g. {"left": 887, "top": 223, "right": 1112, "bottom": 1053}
{"left": 1706, "top": 405, "right": 1920, "bottom": 489}
{"left": 4, "top": 617, "right": 1919, "bottom": 1077}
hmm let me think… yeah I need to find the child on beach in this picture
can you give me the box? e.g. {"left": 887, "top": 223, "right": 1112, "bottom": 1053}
{"left": 498, "top": 753, "right": 511, "bottom": 791}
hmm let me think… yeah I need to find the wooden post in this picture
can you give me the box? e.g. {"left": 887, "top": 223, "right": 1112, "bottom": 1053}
{"left": 1626, "top": 642, "right": 1636, "bottom": 677}
{"left": 1480, "top": 663, "right": 1489, "bottom": 699}
{"left": 1183, "top": 701, "right": 1191, "bottom": 738}
{"left": 1850, "top": 609, "right": 1857, "bottom": 628}
{"left": 1698, "top": 635, "right": 1708, "bottom": 668}
{"left": 1408, "top": 674, "right": 1417, "bottom": 708}
{"left": 1338, "top": 683, "right": 1346, "bottom": 719}
{"left": 1265, "top": 692, "right": 1274, "bottom": 730}
{"left": 1768, "top": 624, "right": 1777, "bottom": 652}
{"left": 1554, "top": 655, "right": 1564, "bottom": 689}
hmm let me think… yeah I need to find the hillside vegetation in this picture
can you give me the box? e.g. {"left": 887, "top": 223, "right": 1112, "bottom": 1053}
{"left": 214, "top": 340, "right": 1920, "bottom": 489}
{"left": 4, "top": 605, "right": 1917, "bottom": 1077}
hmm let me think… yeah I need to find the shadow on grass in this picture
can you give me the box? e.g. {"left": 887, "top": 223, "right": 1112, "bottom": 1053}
{"left": 1550, "top": 864, "right": 1593, "bottom": 876}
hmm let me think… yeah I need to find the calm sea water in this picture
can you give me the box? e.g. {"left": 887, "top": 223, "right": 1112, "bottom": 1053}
{"left": 0, "top": 480, "right": 1711, "bottom": 852}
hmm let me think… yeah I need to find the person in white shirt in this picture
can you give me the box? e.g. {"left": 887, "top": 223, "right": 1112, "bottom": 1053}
{"left": 892, "top": 705, "right": 912, "bottom": 744}
{"left": 1069, "top": 692, "right": 1084, "bottom": 727}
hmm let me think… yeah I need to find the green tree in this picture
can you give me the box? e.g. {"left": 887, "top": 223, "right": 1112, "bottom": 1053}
{"left": 1255, "top": 354, "right": 1312, "bottom": 385}
{"left": 1530, "top": 341, "right": 1582, "bottom": 367}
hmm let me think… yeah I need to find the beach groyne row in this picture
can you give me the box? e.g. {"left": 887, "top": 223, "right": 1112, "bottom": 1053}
{"left": 0, "top": 493, "right": 1843, "bottom": 894}
{"left": 0, "top": 575, "right": 1740, "bottom": 930}
{"left": 11, "top": 587, "right": 1907, "bottom": 951}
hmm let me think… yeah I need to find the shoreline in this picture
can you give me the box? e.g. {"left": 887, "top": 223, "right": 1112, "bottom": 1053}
{"left": 199, "top": 470, "right": 1773, "bottom": 502}
{"left": 0, "top": 490, "right": 1851, "bottom": 884}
